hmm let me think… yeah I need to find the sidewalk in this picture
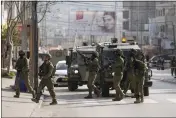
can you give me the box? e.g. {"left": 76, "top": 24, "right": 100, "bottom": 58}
{"left": 2, "top": 77, "right": 44, "bottom": 117}
{"left": 151, "top": 69, "right": 176, "bottom": 84}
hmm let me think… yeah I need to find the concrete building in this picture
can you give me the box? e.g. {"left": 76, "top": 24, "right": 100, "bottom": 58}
{"left": 149, "top": 1, "right": 176, "bottom": 53}
{"left": 122, "top": 1, "right": 156, "bottom": 46}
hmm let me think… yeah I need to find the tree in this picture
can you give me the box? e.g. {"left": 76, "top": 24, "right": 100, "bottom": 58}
{"left": 2, "top": 1, "right": 29, "bottom": 73}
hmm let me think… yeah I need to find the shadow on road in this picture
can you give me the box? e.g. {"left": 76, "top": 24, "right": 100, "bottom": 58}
{"left": 54, "top": 88, "right": 88, "bottom": 93}
{"left": 1, "top": 87, "right": 14, "bottom": 93}
{"left": 2, "top": 100, "right": 32, "bottom": 104}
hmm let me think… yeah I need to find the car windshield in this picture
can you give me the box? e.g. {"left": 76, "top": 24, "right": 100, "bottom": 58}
{"left": 56, "top": 62, "right": 67, "bottom": 70}
{"left": 71, "top": 52, "right": 77, "bottom": 65}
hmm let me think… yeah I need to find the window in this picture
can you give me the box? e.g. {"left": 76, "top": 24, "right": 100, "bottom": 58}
{"left": 123, "top": 11, "right": 129, "bottom": 19}
{"left": 163, "top": 8, "right": 165, "bottom": 16}
{"left": 123, "top": 21, "right": 129, "bottom": 30}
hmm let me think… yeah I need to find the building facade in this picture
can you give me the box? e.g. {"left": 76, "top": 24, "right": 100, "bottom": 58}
{"left": 149, "top": 2, "right": 176, "bottom": 52}
{"left": 122, "top": 1, "right": 156, "bottom": 46}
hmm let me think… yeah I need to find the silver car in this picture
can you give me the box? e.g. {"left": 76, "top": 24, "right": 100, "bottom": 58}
{"left": 53, "top": 60, "right": 68, "bottom": 87}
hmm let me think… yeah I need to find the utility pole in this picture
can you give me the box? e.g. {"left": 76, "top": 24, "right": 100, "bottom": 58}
{"left": 31, "top": 1, "right": 38, "bottom": 91}
{"left": 172, "top": 22, "right": 176, "bottom": 51}
{"left": 21, "top": 1, "right": 28, "bottom": 50}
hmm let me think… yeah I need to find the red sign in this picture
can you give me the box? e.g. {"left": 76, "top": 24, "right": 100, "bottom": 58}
{"left": 76, "top": 11, "right": 83, "bottom": 20}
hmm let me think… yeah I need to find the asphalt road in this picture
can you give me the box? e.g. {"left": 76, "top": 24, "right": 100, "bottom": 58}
{"left": 31, "top": 79, "right": 176, "bottom": 117}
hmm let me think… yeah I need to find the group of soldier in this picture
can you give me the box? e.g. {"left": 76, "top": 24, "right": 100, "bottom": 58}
{"left": 84, "top": 48, "right": 147, "bottom": 104}
{"left": 14, "top": 48, "right": 175, "bottom": 105}
{"left": 14, "top": 50, "right": 58, "bottom": 105}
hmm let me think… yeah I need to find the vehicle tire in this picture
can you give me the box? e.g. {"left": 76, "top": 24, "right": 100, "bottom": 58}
{"left": 144, "top": 87, "right": 149, "bottom": 96}
{"left": 102, "top": 83, "right": 109, "bottom": 97}
{"left": 54, "top": 84, "right": 59, "bottom": 87}
{"left": 68, "top": 82, "right": 78, "bottom": 91}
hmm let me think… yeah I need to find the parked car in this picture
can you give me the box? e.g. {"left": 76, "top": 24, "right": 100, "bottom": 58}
{"left": 149, "top": 54, "right": 172, "bottom": 68}
{"left": 53, "top": 60, "right": 68, "bottom": 87}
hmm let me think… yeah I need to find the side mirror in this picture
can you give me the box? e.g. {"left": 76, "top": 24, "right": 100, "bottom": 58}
{"left": 66, "top": 56, "right": 70, "bottom": 65}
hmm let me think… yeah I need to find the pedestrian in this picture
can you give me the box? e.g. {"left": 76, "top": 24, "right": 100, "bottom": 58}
{"left": 132, "top": 54, "right": 147, "bottom": 103}
{"left": 14, "top": 50, "right": 35, "bottom": 98}
{"left": 112, "top": 49, "right": 125, "bottom": 101}
{"left": 84, "top": 51, "right": 100, "bottom": 99}
{"left": 157, "top": 58, "right": 161, "bottom": 70}
{"left": 171, "top": 56, "right": 176, "bottom": 78}
{"left": 31, "top": 54, "right": 58, "bottom": 105}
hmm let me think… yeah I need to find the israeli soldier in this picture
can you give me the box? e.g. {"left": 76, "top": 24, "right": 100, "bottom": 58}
{"left": 84, "top": 51, "right": 100, "bottom": 99}
{"left": 171, "top": 56, "right": 176, "bottom": 77}
{"left": 123, "top": 56, "right": 135, "bottom": 96}
{"left": 14, "top": 50, "right": 35, "bottom": 98}
{"left": 112, "top": 49, "right": 125, "bottom": 101}
{"left": 132, "top": 55, "right": 147, "bottom": 103}
{"left": 31, "top": 54, "right": 57, "bottom": 105}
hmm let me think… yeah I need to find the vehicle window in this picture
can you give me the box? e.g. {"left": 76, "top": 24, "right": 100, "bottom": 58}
{"left": 103, "top": 51, "right": 116, "bottom": 65}
{"left": 56, "top": 63, "right": 67, "bottom": 70}
{"left": 152, "top": 57, "right": 158, "bottom": 61}
{"left": 161, "top": 55, "right": 171, "bottom": 60}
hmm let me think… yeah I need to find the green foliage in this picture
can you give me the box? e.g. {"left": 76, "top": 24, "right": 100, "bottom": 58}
{"left": 2, "top": 71, "right": 16, "bottom": 79}
{"left": 1, "top": 24, "right": 21, "bottom": 46}
{"left": 1, "top": 24, "right": 7, "bottom": 40}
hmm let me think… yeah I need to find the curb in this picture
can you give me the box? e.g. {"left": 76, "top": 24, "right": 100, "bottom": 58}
{"left": 152, "top": 77, "right": 176, "bottom": 84}
{"left": 29, "top": 95, "right": 44, "bottom": 117}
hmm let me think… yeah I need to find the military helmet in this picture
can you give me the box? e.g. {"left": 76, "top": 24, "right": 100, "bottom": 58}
{"left": 19, "top": 50, "right": 25, "bottom": 55}
{"left": 92, "top": 51, "right": 99, "bottom": 57}
{"left": 45, "top": 53, "right": 52, "bottom": 59}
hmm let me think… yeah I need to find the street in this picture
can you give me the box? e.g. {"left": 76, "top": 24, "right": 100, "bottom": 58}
{"left": 30, "top": 79, "right": 176, "bottom": 117}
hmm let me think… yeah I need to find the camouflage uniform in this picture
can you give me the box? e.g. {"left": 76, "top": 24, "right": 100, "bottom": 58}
{"left": 32, "top": 54, "right": 57, "bottom": 105}
{"left": 133, "top": 58, "right": 147, "bottom": 103}
{"left": 85, "top": 51, "right": 100, "bottom": 99}
{"left": 112, "top": 49, "right": 124, "bottom": 101}
{"left": 123, "top": 57, "right": 135, "bottom": 95}
{"left": 14, "top": 50, "right": 35, "bottom": 98}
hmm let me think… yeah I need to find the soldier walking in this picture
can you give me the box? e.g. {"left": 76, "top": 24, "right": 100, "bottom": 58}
{"left": 84, "top": 51, "right": 100, "bottom": 99}
{"left": 123, "top": 56, "right": 135, "bottom": 97}
{"left": 31, "top": 54, "right": 58, "bottom": 105}
{"left": 131, "top": 54, "right": 147, "bottom": 103}
{"left": 14, "top": 50, "right": 35, "bottom": 98}
{"left": 112, "top": 49, "right": 125, "bottom": 101}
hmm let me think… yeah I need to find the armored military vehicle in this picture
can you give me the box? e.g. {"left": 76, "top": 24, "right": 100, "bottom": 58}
{"left": 66, "top": 45, "right": 97, "bottom": 91}
{"left": 97, "top": 42, "right": 153, "bottom": 97}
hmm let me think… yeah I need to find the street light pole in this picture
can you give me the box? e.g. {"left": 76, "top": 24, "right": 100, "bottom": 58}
{"left": 172, "top": 22, "right": 176, "bottom": 51}
{"left": 32, "top": 1, "right": 38, "bottom": 91}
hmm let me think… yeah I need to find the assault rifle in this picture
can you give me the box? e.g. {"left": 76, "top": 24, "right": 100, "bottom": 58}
{"left": 77, "top": 50, "right": 91, "bottom": 65}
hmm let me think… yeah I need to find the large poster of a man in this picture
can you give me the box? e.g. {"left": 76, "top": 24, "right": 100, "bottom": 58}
{"left": 69, "top": 10, "right": 116, "bottom": 36}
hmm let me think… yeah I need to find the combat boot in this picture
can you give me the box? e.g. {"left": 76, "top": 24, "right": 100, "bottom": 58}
{"left": 112, "top": 94, "right": 121, "bottom": 101}
{"left": 112, "top": 98, "right": 121, "bottom": 101}
{"left": 134, "top": 95, "right": 141, "bottom": 104}
{"left": 14, "top": 95, "right": 19, "bottom": 98}
{"left": 31, "top": 98, "right": 39, "bottom": 103}
{"left": 50, "top": 99, "right": 58, "bottom": 105}
{"left": 134, "top": 99, "right": 141, "bottom": 103}
{"left": 32, "top": 91, "right": 36, "bottom": 99}
{"left": 141, "top": 96, "right": 144, "bottom": 103}
{"left": 94, "top": 88, "right": 101, "bottom": 97}
{"left": 84, "top": 95, "right": 93, "bottom": 99}
{"left": 84, "top": 89, "right": 93, "bottom": 99}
